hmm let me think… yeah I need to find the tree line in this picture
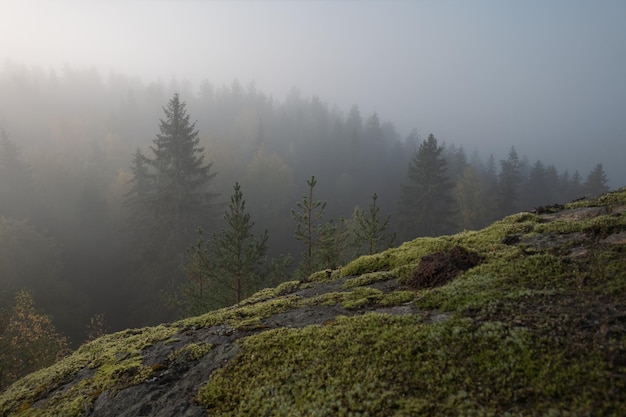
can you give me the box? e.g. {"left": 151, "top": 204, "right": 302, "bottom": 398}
{"left": 0, "top": 65, "right": 612, "bottom": 389}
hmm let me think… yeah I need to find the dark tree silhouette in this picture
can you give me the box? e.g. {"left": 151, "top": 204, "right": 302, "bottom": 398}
{"left": 398, "top": 134, "right": 455, "bottom": 239}
{"left": 584, "top": 163, "right": 609, "bottom": 197}
{"left": 124, "top": 94, "right": 218, "bottom": 325}
{"left": 495, "top": 147, "right": 522, "bottom": 216}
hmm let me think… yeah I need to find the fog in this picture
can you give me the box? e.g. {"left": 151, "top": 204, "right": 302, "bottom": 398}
{"left": 2, "top": 1, "right": 625, "bottom": 180}
{"left": 0, "top": 1, "right": 624, "bottom": 347}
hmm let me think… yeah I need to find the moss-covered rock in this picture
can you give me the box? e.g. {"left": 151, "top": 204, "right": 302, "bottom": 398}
{"left": 1, "top": 188, "right": 625, "bottom": 416}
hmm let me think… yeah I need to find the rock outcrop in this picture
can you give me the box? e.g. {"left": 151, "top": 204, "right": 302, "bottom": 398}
{"left": 1, "top": 188, "right": 625, "bottom": 416}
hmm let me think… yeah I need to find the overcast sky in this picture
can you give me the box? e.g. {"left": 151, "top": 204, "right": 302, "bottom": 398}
{"left": 1, "top": 0, "right": 625, "bottom": 184}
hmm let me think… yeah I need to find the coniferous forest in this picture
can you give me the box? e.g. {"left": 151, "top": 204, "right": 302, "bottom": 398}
{"left": 0, "top": 65, "right": 614, "bottom": 389}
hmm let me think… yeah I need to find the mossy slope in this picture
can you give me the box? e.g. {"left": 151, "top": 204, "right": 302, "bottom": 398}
{"left": 1, "top": 189, "right": 625, "bottom": 416}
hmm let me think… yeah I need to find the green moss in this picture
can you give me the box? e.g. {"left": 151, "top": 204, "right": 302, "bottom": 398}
{"left": 379, "top": 290, "right": 415, "bottom": 307}
{"left": 341, "top": 237, "right": 465, "bottom": 279}
{"left": 239, "top": 280, "right": 302, "bottom": 306}
{"left": 340, "top": 252, "right": 394, "bottom": 277}
{"left": 0, "top": 324, "right": 179, "bottom": 416}
{"left": 342, "top": 287, "right": 383, "bottom": 309}
{"left": 180, "top": 295, "right": 301, "bottom": 330}
{"left": 197, "top": 314, "right": 624, "bottom": 416}
{"left": 582, "top": 214, "right": 625, "bottom": 237}
{"left": 92, "top": 356, "right": 152, "bottom": 394}
{"left": 534, "top": 218, "right": 584, "bottom": 235}
{"left": 415, "top": 273, "right": 503, "bottom": 312}
{"left": 298, "top": 291, "right": 344, "bottom": 307}
{"left": 239, "top": 287, "right": 279, "bottom": 305}
{"left": 584, "top": 247, "right": 626, "bottom": 295}
{"left": 566, "top": 188, "right": 626, "bottom": 209}
{"left": 343, "top": 271, "right": 396, "bottom": 289}
{"left": 235, "top": 317, "right": 267, "bottom": 331}
{"left": 308, "top": 268, "right": 342, "bottom": 283}
{"left": 274, "top": 280, "right": 302, "bottom": 295}
{"left": 414, "top": 249, "right": 582, "bottom": 313}
{"left": 169, "top": 343, "right": 213, "bottom": 362}
{"left": 230, "top": 296, "right": 299, "bottom": 322}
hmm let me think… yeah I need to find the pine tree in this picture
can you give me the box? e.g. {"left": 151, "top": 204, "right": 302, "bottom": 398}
{"left": 176, "top": 227, "right": 217, "bottom": 315}
{"left": 397, "top": 134, "right": 454, "bottom": 239}
{"left": 315, "top": 219, "right": 350, "bottom": 270}
{"left": 292, "top": 176, "right": 327, "bottom": 277}
{"left": 351, "top": 193, "right": 395, "bottom": 256}
{"left": 174, "top": 183, "right": 269, "bottom": 315}
{"left": 212, "top": 182, "right": 268, "bottom": 303}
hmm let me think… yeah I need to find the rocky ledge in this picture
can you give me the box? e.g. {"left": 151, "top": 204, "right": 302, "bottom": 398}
{"left": 1, "top": 188, "right": 625, "bottom": 416}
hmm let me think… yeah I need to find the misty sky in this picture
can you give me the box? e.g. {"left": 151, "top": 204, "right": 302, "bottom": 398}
{"left": 1, "top": 0, "right": 625, "bottom": 184}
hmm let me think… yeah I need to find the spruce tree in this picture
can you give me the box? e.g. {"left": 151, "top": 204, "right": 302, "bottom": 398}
{"left": 569, "top": 171, "right": 583, "bottom": 200}
{"left": 524, "top": 160, "right": 548, "bottom": 209}
{"left": 584, "top": 163, "right": 610, "bottom": 197}
{"left": 351, "top": 193, "right": 395, "bottom": 256}
{"left": 124, "top": 94, "right": 217, "bottom": 324}
{"left": 148, "top": 93, "right": 217, "bottom": 241}
{"left": 495, "top": 146, "right": 522, "bottom": 216}
{"left": 397, "top": 134, "right": 454, "bottom": 239}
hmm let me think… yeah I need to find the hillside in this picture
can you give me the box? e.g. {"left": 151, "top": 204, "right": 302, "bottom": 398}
{"left": 1, "top": 189, "right": 625, "bottom": 416}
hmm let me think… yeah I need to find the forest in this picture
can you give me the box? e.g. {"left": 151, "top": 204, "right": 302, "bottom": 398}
{"left": 0, "top": 64, "right": 612, "bottom": 389}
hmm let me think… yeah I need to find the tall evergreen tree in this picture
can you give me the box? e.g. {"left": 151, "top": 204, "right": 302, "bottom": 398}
{"left": 524, "top": 160, "right": 548, "bottom": 209}
{"left": 292, "top": 176, "right": 327, "bottom": 277}
{"left": 569, "top": 171, "right": 583, "bottom": 200}
{"left": 495, "top": 147, "right": 522, "bottom": 216}
{"left": 544, "top": 164, "right": 560, "bottom": 203}
{"left": 124, "top": 94, "right": 218, "bottom": 325}
{"left": 148, "top": 93, "right": 217, "bottom": 240}
{"left": 584, "top": 163, "right": 609, "bottom": 197}
{"left": 397, "top": 134, "right": 454, "bottom": 239}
